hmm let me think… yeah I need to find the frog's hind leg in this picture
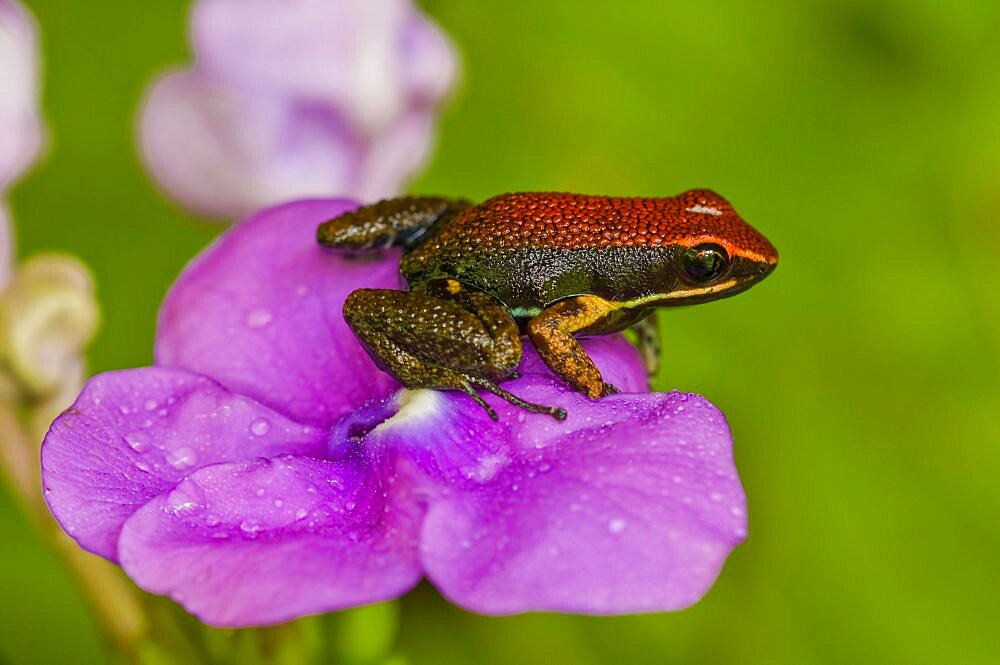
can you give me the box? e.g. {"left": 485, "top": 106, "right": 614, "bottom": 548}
{"left": 317, "top": 196, "right": 471, "bottom": 252}
{"left": 630, "top": 311, "right": 660, "bottom": 382}
{"left": 342, "top": 283, "right": 566, "bottom": 420}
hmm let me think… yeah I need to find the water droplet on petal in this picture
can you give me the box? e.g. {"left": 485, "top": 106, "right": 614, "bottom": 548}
{"left": 239, "top": 518, "right": 263, "bottom": 537}
{"left": 246, "top": 309, "right": 273, "bottom": 328}
{"left": 273, "top": 499, "right": 283, "bottom": 508}
{"left": 144, "top": 399, "right": 158, "bottom": 411}
{"left": 294, "top": 508, "right": 308, "bottom": 520}
{"left": 167, "top": 447, "right": 198, "bottom": 470}
{"left": 250, "top": 418, "right": 271, "bottom": 436}
{"left": 124, "top": 433, "right": 148, "bottom": 453}
{"left": 167, "top": 490, "right": 202, "bottom": 515}
{"left": 608, "top": 517, "right": 627, "bottom": 534}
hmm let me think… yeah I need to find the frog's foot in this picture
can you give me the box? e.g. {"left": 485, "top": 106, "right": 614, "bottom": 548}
{"left": 467, "top": 377, "right": 567, "bottom": 421}
{"left": 528, "top": 295, "right": 620, "bottom": 400}
{"left": 342, "top": 287, "right": 565, "bottom": 420}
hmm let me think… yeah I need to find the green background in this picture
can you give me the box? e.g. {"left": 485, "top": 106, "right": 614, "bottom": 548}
{"left": 4, "top": 0, "right": 1000, "bottom": 662}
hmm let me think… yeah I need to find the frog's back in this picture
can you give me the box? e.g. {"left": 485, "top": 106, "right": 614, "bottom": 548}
{"left": 416, "top": 192, "right": 733, "bottom": 251}
{"left": 400, "top": 191, "right": 741, "bottom": 312}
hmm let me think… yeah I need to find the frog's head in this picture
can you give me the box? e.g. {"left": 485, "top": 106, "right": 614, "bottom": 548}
{"left": 654, "top": 189, "right": 778, "bottom": 306}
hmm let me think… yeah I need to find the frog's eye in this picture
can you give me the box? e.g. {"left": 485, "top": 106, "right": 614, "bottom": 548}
{"left": 683, "top": 243, "right": 729, "bottom": 283}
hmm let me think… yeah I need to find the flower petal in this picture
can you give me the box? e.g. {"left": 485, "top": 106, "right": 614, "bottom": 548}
{"left": 41, "top": 367, "right": 327, "bottom": 560}
{"left": 0, "top": 0, "right": 44, "bottom": 189}
{"left": 138, "top": 71, "right": 363, "bottom": 219}
{"left": 357, "top": 338, "right": 746, "bottom": 614}
{"left": 118, "top": 455, "right": 422, "bottom": 627}
{"left": 422, "top": 393, "right": 745, "bottom": 614}
{"left": 156, "top": 199, "right": 400, "bottom": 427}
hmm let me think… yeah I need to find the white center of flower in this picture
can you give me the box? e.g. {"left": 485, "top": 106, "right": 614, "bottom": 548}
{"left": 372, "top": 389, "right": 442, "bottom": 433}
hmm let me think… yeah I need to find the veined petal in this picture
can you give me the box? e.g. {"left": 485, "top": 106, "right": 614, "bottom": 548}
{"left": 419, "top": 391, "right": 746, "bottom": 614}
{"left": 357, "top": 339, "right": 746, "bottom": 614}
{"left": 41, "top": 367, "right": 327, "bottom": 560}
{"left": 156, "top": 199, "right": 400, "bottom": 428}
{"left": 118, "top": 455, "right": 422, "bottom": 627}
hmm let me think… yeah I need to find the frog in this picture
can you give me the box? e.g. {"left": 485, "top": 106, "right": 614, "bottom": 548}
{"left": 317, "top": 190, "right": 778, "bottom": 420}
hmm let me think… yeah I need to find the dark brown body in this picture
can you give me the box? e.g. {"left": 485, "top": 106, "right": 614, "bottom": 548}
{"left": 318, "top": 191, "right": 778, "bottom": 419}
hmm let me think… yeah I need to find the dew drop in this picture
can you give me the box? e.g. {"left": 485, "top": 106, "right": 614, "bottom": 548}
{"left": 250, "top": 418, "right": 271, "bottom": 436}
{"left": 167, "top": 492, "right": 201, "bottom": 515}
{"left": 273, "top": 499, "right": 283, "bottom": 508}
{"left": 246, "top": 309, "right": 273, "bottom": 328}
{"left": 134, "top": 461, "right": 152, "bottom": 473}
{"left": 239, "top": 519, "right": 263, "bottom": 536}
{"left": 294, "top": 508, "right": 309, "bottom": 520}
{"left": 255, "top": 488, "right": 266, "bottom": 497}
{"left": 118, "top": 405, "right": 132, "bottom": 415}
{"left": 144, "top": 399, "right": 158, "bottom": 411}
{"left": 167, "top": 447, "right": 198, "bottom": 470}
{"left": 731, "top": 505, "right": 744, "bottom": 517}
{"left": 460, "top": 539, "right": 472, "bottom": 549}
{"left": 710, "top": 491, "right": 723, "bottom": 502}
{"left": 124, "top": 433, "right": 148, "bottom": 453}
{"left": 608, "top": 517, "right": 627, "bottom": 534}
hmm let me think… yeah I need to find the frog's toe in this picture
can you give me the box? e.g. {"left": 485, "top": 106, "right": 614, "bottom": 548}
{"left": 600, "top": 382, "right": 620, "bottom": 397}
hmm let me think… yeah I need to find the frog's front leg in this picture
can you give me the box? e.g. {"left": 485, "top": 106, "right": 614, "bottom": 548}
{"left": 631, "top": 311, "right": 660, "bottom": 381}
{"left": 527, "top": 295, "right": 622, "bottom": 399}
{"left": 343, "top": 280, "right": 566, "bottom": 420}
{"left": 318, "top": 196, "right": 471, "bottom": 252}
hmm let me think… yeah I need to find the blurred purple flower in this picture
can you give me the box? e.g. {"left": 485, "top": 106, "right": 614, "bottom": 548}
{"left": 0, "top": 0, "right": 45, "bottom": 282}
{"left": 42, "top": 200, "right": 747, "bottom": 627}
{"left": 0, "top": 0, "right": 43, "bottom": 193}
{"left": 138, "top": 0, "right": 458, "bottom": 220}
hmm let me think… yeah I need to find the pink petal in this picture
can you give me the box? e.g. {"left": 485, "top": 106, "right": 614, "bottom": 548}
{"left": 118, "top": 455, "right": 422, "bottom": 627}
{"left": 0, "top": 0, "right": 44, "bottom": 189}
{"left": 358, "top": 340, "right": 746, "bottom": 614}
{"left": 41, "top": 367, "right": 327, "bottom": 560}
{"left": 156, "top": 199, "right": 400, "bottom": 427}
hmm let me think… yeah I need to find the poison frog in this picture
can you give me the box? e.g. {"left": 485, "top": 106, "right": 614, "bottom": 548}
{"left": 317, "top": 190, "right": 778, "bottom": 420}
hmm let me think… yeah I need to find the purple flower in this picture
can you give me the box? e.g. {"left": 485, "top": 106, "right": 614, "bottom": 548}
{"left": 42, "top": 200, "right": 747, "bottom": 627}
{"left": 138, "top": 0, "right": 458, "bottom": 220}
{"left": 0, "top": 0, "right": 43, "bottom": 194}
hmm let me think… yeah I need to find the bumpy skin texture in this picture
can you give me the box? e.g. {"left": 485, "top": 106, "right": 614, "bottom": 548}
{"left": 318, "top": 190, "right": 778, "bottom": 416}
{"left": 402, "top": 190, "right": 777, "bottom": 310}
